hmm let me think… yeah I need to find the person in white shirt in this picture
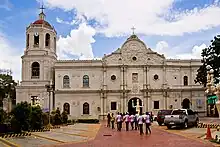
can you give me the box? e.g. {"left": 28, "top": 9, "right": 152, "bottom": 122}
{"left": 116, "top": 112, "right": 122, "bottom": 131}
{"left": 124, "top": 112, "right": 130, "bottom": 131}
{"left": 129, "top": 113, "right": 135, "bottom": 130}
{"left": 137, "top": 113, "right": 144, "bottom": 135}
{"left": 134, "top": 112, "right": 139, "bottom": 130}
{"left": 145, "top": 112, "right": 151, "bottom": 134}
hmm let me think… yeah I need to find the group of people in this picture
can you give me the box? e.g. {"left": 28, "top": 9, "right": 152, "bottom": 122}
{"left": 107, "top": 112, "right": 153, "bottom": 135}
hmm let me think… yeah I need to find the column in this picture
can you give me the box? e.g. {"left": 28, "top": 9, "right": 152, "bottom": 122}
{"left": 120, "top": 66, "right": 124, "bottom": 90}
{"left": 103, "top": 67, "right": 107, "bottom": 90}
{"left": 100, "top": 93, "right": 104, "bottom": 117}
{"left": 143, "top": 66, "right": 147, "bottom": 89}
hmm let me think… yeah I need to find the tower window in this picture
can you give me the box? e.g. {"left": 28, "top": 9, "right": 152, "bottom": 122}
{"left": 83, "top": 75, "right": 89, "bottom": 87}
{"left": 26, "top": 34, "right": 29, "bottom": 48}
{"left": 54, "top": 37, "right": 56, "bottom": 52}
{"left": 63, "top": 75, "right": 70, "bottom": 88}
{"left": 45, "top": 33, "right": 50, "bottom": 47}
{"left": 31, "top": 62, "right": 40, "bottom": 79}
{"left": 183, "top": 76, "right": 188, "bottom": 86}
{"left": 34, "top": 34, "right": 39, "bottom": 47}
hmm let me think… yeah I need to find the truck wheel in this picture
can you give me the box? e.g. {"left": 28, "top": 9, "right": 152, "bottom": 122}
{"left": 194, "top": 119, "right": 199, "bottom": 127}
{"left": 158, "top": 122, "right": 162, "bottom": 126}
{"left": 167, "top": 125, "right": 171, "bottom": 129}
{"left": 183, "top": 121, "right": 188, "bottom": 129}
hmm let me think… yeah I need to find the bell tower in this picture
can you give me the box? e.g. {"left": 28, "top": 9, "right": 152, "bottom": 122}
{"left": 16, "top": 5, "right": 57, "bottom": 109}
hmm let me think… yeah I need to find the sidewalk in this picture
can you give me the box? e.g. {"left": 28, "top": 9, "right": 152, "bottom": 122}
{"left": 200, "top": 117, "right": 220, "bottom": 124}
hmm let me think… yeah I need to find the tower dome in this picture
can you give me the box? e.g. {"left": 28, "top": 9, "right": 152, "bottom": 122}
{"left": 32, "top": 5, "right": 53, "bottom": 29}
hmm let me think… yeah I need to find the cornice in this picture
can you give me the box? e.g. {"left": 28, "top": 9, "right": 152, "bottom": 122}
{"left": 54, "top": 64, "right": 201, "bottom": 69}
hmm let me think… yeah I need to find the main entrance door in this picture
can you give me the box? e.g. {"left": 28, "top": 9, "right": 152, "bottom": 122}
{"left": 128, "top": 97, "right": 142, "bottom": 115}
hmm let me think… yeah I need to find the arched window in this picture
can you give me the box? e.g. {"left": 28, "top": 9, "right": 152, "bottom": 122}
{"left": 183, "top": 76, "right": 188, "bottom": 86}
{"left": 63, "top": 103, "right": 70, "bottom": 114}
{"left": 31, "top": 62, "right": 40, "bottom": 78}
{"left": 45, "top": 33, "right": 50, "bottom": 47}
{"left": 83, "top": 75, "right": 89, "bottom": 87}
{"left": 34, "top": 34, "right": 39, "bottom": 46}
{"left": 26, "top": 34, "right": 29, "bottom": 48}
{"left": 63, "top": 75, "right": 70, "bottom": 88}
{"left": 54, "top": 37, "right": 56, "bottom": 52}
{"left": 83, "top": 102, "right": 89, "bottom": 114}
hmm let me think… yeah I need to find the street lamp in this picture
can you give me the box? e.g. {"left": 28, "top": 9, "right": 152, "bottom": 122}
{"left": 45, "top": 79, "right": 54, "bottom": 127}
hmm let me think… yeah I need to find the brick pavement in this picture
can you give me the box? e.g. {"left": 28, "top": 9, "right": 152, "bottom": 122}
{"left": 54, "top": 123, "right": 214, "bottom": 147}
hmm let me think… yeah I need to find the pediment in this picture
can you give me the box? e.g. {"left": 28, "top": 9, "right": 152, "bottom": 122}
{"left": 103, "top": 35, "right": 165, "bottom": 65}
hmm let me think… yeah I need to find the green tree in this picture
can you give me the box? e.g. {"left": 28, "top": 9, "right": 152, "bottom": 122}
{"left": 195, "top": 35, "right": 220, "bottom": 86}
{"left": 10, "top": 101, "right": 31, "bottom": 132}
{"left": 30, "top": 106, "right": 43, "bottom": 130}
{"left": 0, "top": 74, "right": 17, "bottom": 107}
{"left": 0, "top": 108, "right": 7, "bottom": 124}
{"left": 61, "top": 111, "right": 68, "bottom": 124}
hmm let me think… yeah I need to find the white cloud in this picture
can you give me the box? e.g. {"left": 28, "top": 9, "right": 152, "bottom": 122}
{"left": 172, "top": 43, "right": 207, "bottom": 59}
{"left": 56, "top": 17, "right": 76, "bottom": 25}
{"left": 42, "top": 0, "right": 220, "bottom": 37}
{"left": 0, "top": 34, "right": 22, "bottom": 81}
{"left": 0, "top": 0, "right": 13, "bottom": 11}
{"left": 154, "top": 41, "right": 169, "bottom": 57}
{"left": 154, "top": 40, "right": 207, "bottom": 59}
{"left": 57, "top": 23, "right": 96, "bottom": 59}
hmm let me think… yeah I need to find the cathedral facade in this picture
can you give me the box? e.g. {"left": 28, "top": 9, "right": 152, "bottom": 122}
{"left": 16, "top": 11, "right": 206, "bottom": 119}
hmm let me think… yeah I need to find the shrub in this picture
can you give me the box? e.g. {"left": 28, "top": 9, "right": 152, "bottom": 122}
{"left": 61, "top": 111, "right": 68, "bottom": 124}
{"left": 77, "top": 119, "right": 99, "bottom": 124}
{"left": 30, "top": 106, "right": 43, "bottom": 130}
{"left": 42, "top": 112, "right": 49, "bottom": 126}
{"left": 10, "top": 101, "right": 31, "bottom": 132}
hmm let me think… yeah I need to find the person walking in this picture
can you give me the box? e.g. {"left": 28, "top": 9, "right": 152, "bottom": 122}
{"left": 124, "top": 112, "right": 130, "bottom": 131}
{"left": 134, "top": 112, "right": 139, "bottom": 130}
{"left": 137, "top": 113, "right": 144, "bottom": 135}
{"left": 116, "top": 112, "right": 122, "bottom": 131}
{"left": 129, "top": 113, "right": 135, "bottom": 130}
{"left": 145, "top": 112, "right": 151, "bottom": 135}
{"left": 107, "top": 112, "right": 111, "bottom": 127}
{"left": 110, "top": 113, "right": 115, "bottom": 129}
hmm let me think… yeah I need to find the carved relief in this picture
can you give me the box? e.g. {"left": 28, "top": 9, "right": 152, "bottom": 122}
{"left": 132, "top": 84, "right": 139, "bottom": 93}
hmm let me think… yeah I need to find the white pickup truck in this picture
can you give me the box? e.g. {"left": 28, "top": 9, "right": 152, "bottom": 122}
{"left": 164, "top": 109, "right": 199, "bottom": 129}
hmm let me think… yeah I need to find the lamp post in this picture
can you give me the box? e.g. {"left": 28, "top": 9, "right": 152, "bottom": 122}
{"left": 45, "top": 79, "right": 54, "bottom": 127}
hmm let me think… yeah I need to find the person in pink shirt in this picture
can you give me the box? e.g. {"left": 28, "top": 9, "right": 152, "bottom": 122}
{"left": 129, "top": 113, "right": 135, "bottom": 130}
{"left": 116, "top": 112, "right": 122, "bottom": 131}
{"left": 124, "top": 112, "right": 130, "bottom": 131}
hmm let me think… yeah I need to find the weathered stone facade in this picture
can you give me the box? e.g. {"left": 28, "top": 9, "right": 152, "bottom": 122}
{"left": 16, "top": 12, "right": 206, "bottom": 119}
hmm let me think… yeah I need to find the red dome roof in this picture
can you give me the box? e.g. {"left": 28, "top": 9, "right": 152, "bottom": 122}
{"left": 33, "top": 20, "right": 52, "bottom": 28}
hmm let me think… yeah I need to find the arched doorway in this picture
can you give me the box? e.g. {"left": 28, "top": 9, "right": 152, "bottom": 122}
{"left": 63, "top": 103, "right": 70, "bottom": 114}
{"left": 128, "top": 97, "right": 142, "bottom": 115}
{"left": 182, "top": 98, "right": 190, "bottom": 109}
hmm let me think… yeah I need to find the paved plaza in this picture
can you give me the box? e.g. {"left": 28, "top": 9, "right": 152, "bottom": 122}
{"left": 0, "top": 122, "right": 218, "bottom": 147}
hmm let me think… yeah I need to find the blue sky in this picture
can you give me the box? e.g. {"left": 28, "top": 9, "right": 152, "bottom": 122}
{"left": 0, "top": 0, "right": 220, "bottom": 80}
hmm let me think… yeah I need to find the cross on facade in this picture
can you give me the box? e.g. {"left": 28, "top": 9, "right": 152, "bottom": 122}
{"left": 131, "top": 26, "right": 136, "bottom": 35}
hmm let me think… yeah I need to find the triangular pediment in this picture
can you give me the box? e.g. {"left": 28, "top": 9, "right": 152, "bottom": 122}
{"left": 103, "top": 35, "right": 165, "bottom": 65}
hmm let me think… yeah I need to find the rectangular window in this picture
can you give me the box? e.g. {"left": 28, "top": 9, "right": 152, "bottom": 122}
{"left": 154, "top": 101, "right": 159, "bottom": 109}
{"left": 111, "top": 102, "right": 117, "bottom": 110}
{"left": 132, "top": 73, "right": 138, "bottom": 83}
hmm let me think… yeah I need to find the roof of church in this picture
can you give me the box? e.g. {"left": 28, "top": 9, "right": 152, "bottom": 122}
{"left": 33, "top": 19, "right": 52, "bottom": 28}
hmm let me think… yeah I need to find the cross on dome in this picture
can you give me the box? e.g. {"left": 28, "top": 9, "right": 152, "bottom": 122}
{"left": 38, "top": 4, "right": 46, "bottom": 20}
{"left": 131, "top": 26, "right": 136, "bottom": 35}
{"left": 39, "top": 4, "right": 46, "bottom": 13}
